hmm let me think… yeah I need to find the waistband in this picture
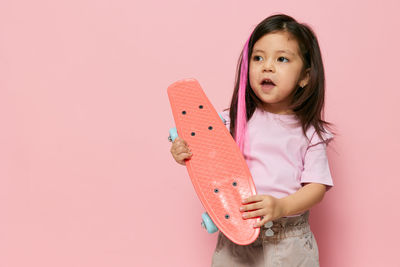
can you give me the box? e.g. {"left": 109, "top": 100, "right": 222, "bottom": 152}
{"left": 259, "top": 210, "right": 310, "bottom": 240}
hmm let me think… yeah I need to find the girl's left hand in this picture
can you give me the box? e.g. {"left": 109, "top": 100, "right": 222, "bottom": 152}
{"left": 240, "top": 195, "right": 286, "bottom": 228}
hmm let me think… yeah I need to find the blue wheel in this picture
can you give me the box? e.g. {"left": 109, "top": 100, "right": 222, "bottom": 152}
{"left": 201, "top": 212, "right": 218, "bottom": 234}
{"left": 169, "top": 127, "right": 178, "bottom": 142}
{"left": 218, "top": 113, "right": 226, "bottom": 124}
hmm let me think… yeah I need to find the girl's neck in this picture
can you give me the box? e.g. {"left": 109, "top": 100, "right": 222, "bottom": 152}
{"left": 261, "top": 103, "right": 295, "bottom": 115}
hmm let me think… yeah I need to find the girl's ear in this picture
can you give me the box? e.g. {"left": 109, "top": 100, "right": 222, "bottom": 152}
{"left": 299, "top": 68, "right": 310, "bottom": 88}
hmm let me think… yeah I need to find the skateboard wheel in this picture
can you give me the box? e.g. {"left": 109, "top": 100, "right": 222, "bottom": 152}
{"left": 218, "top": 113, "right": 226, "bottom": 124}
{"left": 201, "top": 212, "right": 218, "bottom": 234}
{"left": 169, "top": 127, "right": 178, "bottom": 142}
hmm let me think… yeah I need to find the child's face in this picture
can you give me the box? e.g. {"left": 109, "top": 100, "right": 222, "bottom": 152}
{"left": 249, "top": 31, "right": 310, "bottom": 114}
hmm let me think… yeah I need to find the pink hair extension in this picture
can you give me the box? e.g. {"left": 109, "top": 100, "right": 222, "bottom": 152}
{"left": 235, "top": 36, "right": 251, "bottom": 154}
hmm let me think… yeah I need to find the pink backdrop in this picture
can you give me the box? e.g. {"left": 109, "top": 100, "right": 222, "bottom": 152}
{"left": 1, "top": 0, "right": 399, "bottom": 266}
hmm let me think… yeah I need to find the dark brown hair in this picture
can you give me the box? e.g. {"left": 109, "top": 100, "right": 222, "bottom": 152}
{"left": 227, "top": 13, "right": 335, "bottom": 145}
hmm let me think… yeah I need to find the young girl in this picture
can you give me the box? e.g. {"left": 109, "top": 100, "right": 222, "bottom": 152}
{"left": 170, "top": 13, "right": 334, "bottom": 267}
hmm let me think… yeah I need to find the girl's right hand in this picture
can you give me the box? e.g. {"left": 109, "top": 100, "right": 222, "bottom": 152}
{"left": 170, "top": 137, "right": 193, "bottom": 165}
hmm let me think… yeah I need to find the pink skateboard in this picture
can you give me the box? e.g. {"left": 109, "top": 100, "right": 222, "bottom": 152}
{"left": 168, "top": 78, "right": 260, "bottom": 245}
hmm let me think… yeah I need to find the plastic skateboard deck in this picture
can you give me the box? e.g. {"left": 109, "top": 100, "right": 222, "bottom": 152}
{"left": 167, "top": 78, "right": 260, "bottom": 245}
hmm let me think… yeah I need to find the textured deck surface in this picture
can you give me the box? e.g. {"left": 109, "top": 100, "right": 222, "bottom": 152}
{"left": 168, "top": 78, "right": 259, "bottom": 245}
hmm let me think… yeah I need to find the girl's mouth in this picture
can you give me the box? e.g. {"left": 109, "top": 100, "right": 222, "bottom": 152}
{"left": 261, "top": 79, "right": 275, "bottom": 92}
{"left": 261, "top": 79, "right": 275, "bottom": 86}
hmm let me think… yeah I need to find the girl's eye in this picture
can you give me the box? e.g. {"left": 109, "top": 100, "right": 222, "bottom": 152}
{"left": 278, "top": 57, "right": 289, "bottom": 63}
{"left": 253, "top": 56, "right": 263, "bottom": 61}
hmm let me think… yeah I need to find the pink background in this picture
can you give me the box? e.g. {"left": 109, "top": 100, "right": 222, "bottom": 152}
{"left": 1, "top": 0, "right": 399, "bottom": 266}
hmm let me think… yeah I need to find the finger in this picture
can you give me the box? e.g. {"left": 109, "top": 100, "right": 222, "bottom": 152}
{"left": 240, "top": 202, "right": 263, "bottom": 212}
{"left": 175, "top": 156, "right": 187, "bottom": 165}
{"left": 174, "top": 137, "right": 188, "bottom": 146}
{"left": 176, "top": 145, "right": 191, "bottom": 154}
{"left": 172, "top": 149, "right": 191, "bottom": 163}
{"left": 173, "top": 138, "right": 190, "bottom": 149}
{"left": 171, "top": 142, "right": 189, "bottom": 155}
{"left": 178, "top": 153, "right": 192, "bottom": 162}
{"left": 242, "top": 209, "right": 264, "bottom": 220}
{"left": 242, "top": 195, "right": 262, "bottom": 204}
{"left": 177, "top": 154, "right": 192, "bottom": 165}
{"left": 254, "top": 217, "right": 271, "bottom": 228}
{"left": 170, "top": 145, "right": 178, "bottom": 156}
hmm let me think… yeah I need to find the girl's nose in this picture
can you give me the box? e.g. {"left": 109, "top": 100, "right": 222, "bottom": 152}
{"left": 263, "top": 59, "right": 275, "bottom": 72}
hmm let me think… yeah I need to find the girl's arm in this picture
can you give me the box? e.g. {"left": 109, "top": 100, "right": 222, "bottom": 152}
{"left": 279, "top": 183, "right": 327, "bottom": 217}
{"left": 241, "top": 182, "right": 328, "bottom": 226}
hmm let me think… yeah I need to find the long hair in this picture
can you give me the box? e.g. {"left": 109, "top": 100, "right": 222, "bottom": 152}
{"left": 228, "top": 13, "right": 335, "bottom": 152}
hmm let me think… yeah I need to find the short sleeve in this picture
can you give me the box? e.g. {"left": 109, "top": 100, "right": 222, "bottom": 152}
{"left": 301, "top": 130, "right": 334, "bottom": 191}
{"left": 308, "top": 128, "right": 334, "bottom": 148}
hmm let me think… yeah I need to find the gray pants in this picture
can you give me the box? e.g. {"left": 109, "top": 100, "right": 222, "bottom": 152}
{"left": 211, "top": 210, "right": 319, "bottom": 267}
